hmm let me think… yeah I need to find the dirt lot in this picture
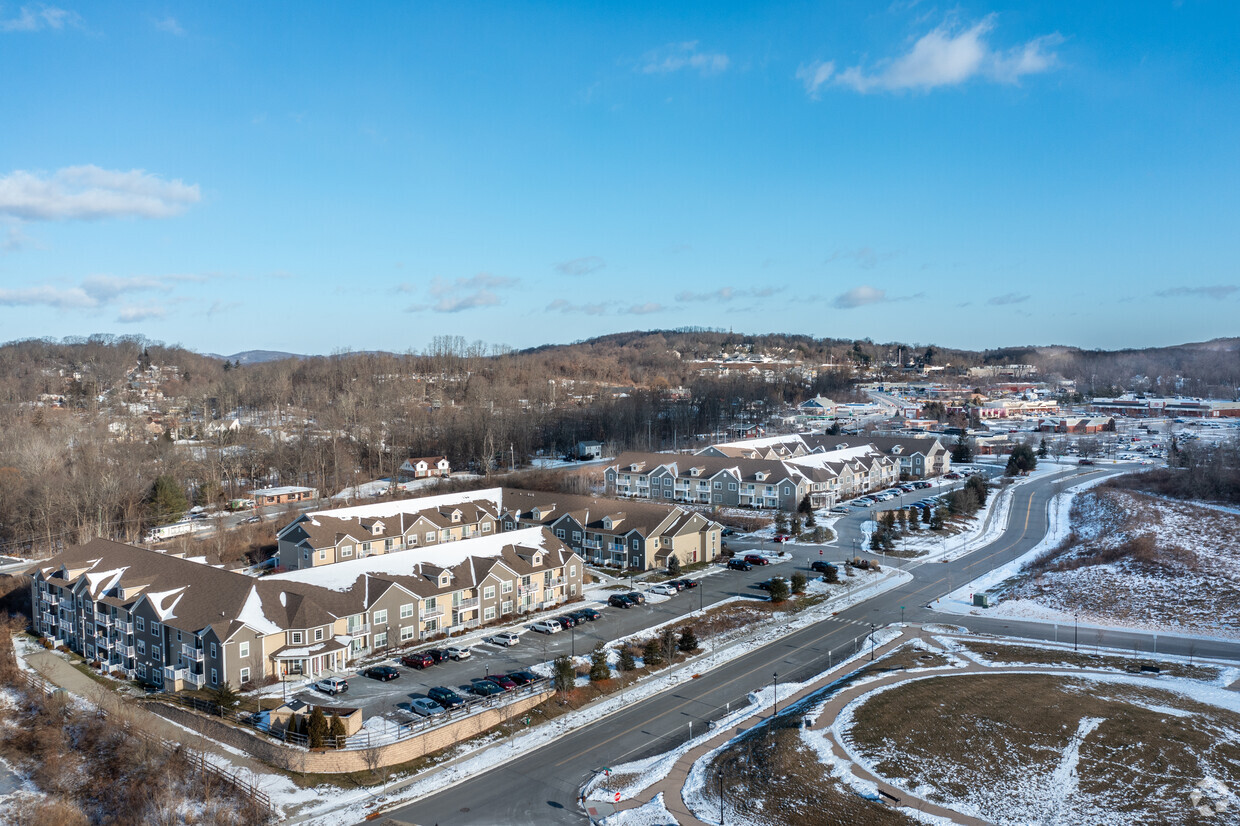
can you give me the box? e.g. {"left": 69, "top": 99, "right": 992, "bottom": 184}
{"left": 957, "top": 639, "right": 1221, "bottom": 681}
{"left": 845, "top": 672, "right": 1240, "bottom": 825}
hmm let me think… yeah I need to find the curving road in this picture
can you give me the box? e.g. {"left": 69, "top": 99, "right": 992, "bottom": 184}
{"left": 366, "top": 464, "right": 1240, "bottom": 825}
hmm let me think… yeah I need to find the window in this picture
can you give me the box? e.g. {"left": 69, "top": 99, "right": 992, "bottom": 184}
{"left": 407, "top": 533, "right": 418, "bottom": 546}
{"left": 631, "top": 538, "right": 639, "bottom": 549}
{"left": 425, "top": 531, "right": 435, "bottom": 543}
{"left": 138, "top": 663, "right": 147, "bottom": 678}
{"left": 374, "top": 631, "right": 388, "bottom": 648}
{"left": 210, "top": 642, "right": 218, "bottom": 658}
{"left": 318, "top": 549, "right": 327, "bottom": 561}
{"left": 239, "top": 641, "right": 250, "bottom": 659}
{"left": 728, "top": 482, "right": 737, "bottom": 491}
{"left": 484, "top": 606, "right": 496, "bottom": 621}
{"left": 400, "top": 603, "right": 414, "bottom": 619}
{"left": 373, "top": 609, "right": 388, "bottom": 625}
{"left": 784, "top": 486, "right": 791, "bottom": 495}
{"left": 400, "top": 626, "right": 415, "bottom": 642}
{"left": 340, "top": 544, "right": 353, "bottom": 556}
{"left": 151, "top": 621, "right": 161, "bottom": 636}
{"left": 501, "top": 581, "right": 512, "bottom": 594}
{"left": 315, "top": 628, "right": 324, "bottom": 641}
{"left": 569, "top": 565, "right": 577, "bottom": 578}
{"left": 664, "top": 491, "right": 672, "bottom": 498}
{"left": 385, "top": 538, "right": 394, "bottom": 551}
{"left": 570, "top": 584, "right": 577, "bottom": 596}
{"left": 211, "top": 668, "right": 218, "bottom": 686}
{"left": 303, "top": 550, "right": 309, "bottom": 560}
{"left": 713, "top": 481, "right": 721, "bottom": 490}
{"left": 426, "top": 596, "right": 437, "bottom": 611}
{"left": 152, "top": 645, "right": 161, "bottom": 660}
{"left": 362, "top": 541, "right": 371, "bottom": 553}
{"left": 136, "top": 616, "right": 145, "bottom": 632}
{"left": 714, "top": 494, "right": 722, "bottom": 503}
{"left": 137, "top": 640, "right": 146, "bottom": 655}
{"left": 482, "top": 522, "right": 491, "bottom": 532}
{"left": 483, "top": 585, "right": 495, "bottom": 600}
{"left": 290, "top": 631, "right": 303, "bottom": 645}
{"left": 502, "top": 600, "right": 513, "bottom": 615}
{"left": 240, "top": 667, "right": 251, "bottom": 684}
{"left": 555, "top": 529, "right": 565, "bottom": 539}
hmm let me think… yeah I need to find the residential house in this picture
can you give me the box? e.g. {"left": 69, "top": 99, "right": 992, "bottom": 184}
{"left": 398, "top": 456, "right": 451, "bottom": 481}
{"left": 575, "top": 441, "right": 604, "bottom": 460}
{"left": 251, "top": 486, "right": 318, "bottom": 507}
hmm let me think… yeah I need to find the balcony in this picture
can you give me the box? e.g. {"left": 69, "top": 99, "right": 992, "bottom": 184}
{"left": 95, "top": 616, "right": 113, "bottom": 629}
{"left": 41, "top": 594, "right": 59, "bottom": 607}
{"left": 544, "top": 577, "right": 566, "bottom": 589}
{"left": 115, "top": 620, "right": 134, "bottom": 635}
{"left": 41, "top": 612, "right": 56, "bottom": 627}
{"left": 421, "top": 605, "right": 444, "bottom": 619}
{"left": 346, "top": 623, "right": 370, "bottom": 637}
{"left": 115, "top": 644, "right": 135, "bottom": 658}
{"left": 518, "top": 584, "right": 536, "bottom": 595}
{"left": 582, "top": 539, "right": 602, "bottom": 550}
{"left": 182, "top": 645, "right": 204, "bottom": 662}
{"left": 185, "top": 671, "right": 205, "bottom": 688}
{"left": 453, "top": 597, "right": 480, "bottom": 610}
{"left": 163, "top": 665, "right": 186, "bottom": 683}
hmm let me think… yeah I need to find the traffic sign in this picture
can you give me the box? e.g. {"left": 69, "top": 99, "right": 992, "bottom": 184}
{"left": 819, "top": 548, "right": 823, "bottom": 555}
{"left": 614, "top": 792, "right": 621, "bottom": 803}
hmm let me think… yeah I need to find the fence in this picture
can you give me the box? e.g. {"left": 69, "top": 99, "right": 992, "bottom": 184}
{"left": 157, "top": 675, "right": 552, "bottom": 751}
{"left": 16, "top": 671, "right": 272, "bottom": 813}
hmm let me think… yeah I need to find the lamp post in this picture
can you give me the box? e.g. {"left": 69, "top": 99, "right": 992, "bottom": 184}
{"left": 1074, "top": 612, "right": 1079, "bottom": 652}
{"left": 869, "top": 623, "right": 876, "bottom": 661}
{"left": 772, "top": 672, "right": 779, "bottom": 715}
{"left": 571, "top": 622, "right": 576, "bottom": 658}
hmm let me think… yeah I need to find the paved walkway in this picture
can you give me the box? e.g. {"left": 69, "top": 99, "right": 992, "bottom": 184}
{"left": 23, "top": 650, "right": 272, "bottom": 779}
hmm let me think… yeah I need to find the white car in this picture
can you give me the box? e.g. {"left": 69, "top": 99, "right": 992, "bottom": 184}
{"left": 409, "top": 697, "right": 446, "bottom": 717}
{"left": 649, "top": 583, "right": 678, "bottom": 596}
{"left": 530, "top": 619, "right": 562, "bottom": 634}
{"left": 489, "top": 632, "right": 521, "bottom": 647}
{"left": 445, "top": 645, "right": 471, "bottom": 660}
{"left": 314, "top": 676, "right": 348, "bottom": 695}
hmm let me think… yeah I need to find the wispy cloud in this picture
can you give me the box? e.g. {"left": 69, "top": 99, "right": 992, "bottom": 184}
{"left": 0, "top": 285, "right": 95, "bottom": 309}
{"left": 988, "top": 292, "right": 1030, "bottom": 305}
{"left": 832, "top": 286, "right": 888, "bottom": 309}
{"left": 153, "top": 15, "right": 184, "bottom": 35}
{"left": 639, "top": 41, "right": 729, "bottom": 76}
{"left": 0, "top": 3, "right": 80, "bottom": 33}
{"left": 1, "top": 224, "right": 39, "bottom": 253}
{"left": 207, "top": 300, "right": 241, "bottom": 317}
{"left": 801, "top": 16, "right": 1061, "bottom": 96}
{"left": 406, "top": 272, "right": 516, "bottom": 313}
{"left": 116, "top": 305, "right": 167, "bottom": 323}
{"left": 0, "top": 165, "right": 201, "bottom": 221}
{"left": 676, "top": 286, "right": 784, "bottom": 303}
{"left": 555, "top": 256, "right": 605, "bottom": 276}
{"left": 824, "top": 246, "right": 900, "bottom": 270}
{"left": 0, "top": 273, "right": 208, "bottom": 311}
{"left": 547, "top": 299, "right": 607, "bottom": 316}
{"left": 623, "top": 302, "right": 664, "bottom": 315}
{"left": 1155, "top": 285, "right": 1238, "bottom": 301}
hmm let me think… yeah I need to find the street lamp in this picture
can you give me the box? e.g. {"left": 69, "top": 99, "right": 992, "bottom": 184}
{"left": 719, "top": 774, "right": 724, "bottom": 825}
{"left": 869, "top": 623, "right": 876, "bottom": 660}
{"left": 1074, "top": 612, "right": 1079, "bottom": 652}
{"left": 772, "top": 672, "right": 779, "bottom": 715}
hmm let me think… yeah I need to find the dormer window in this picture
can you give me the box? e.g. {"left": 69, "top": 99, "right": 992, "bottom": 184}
{"left": 755, "top": 472, "right": 767, "bottom": 481}
{"left": 439, "top": 574, "right": 450, "bottom": 587}
{"left": 451, "top": 509, "right": 462, "bottom": 523}
{"left": 690, "top": 467, "right": 701, "bottom": 477}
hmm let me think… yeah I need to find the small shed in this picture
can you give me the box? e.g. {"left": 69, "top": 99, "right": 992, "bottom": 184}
{"left": 269, "top": 700, "right": 364, "bottom": 737}
{"left": 973, "top": 592, "right": 992, "bottom": 608}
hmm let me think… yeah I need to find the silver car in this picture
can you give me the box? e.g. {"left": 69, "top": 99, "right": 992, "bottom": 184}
{"left": 410, "top": 697, "right": 446, "bottom": 717}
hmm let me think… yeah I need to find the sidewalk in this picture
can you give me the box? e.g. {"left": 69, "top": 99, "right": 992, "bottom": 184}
{"left": 23, "top": 650, "right": 272, "bottom": 779}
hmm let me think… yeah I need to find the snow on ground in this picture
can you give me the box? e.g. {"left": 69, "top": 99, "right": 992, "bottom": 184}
{"left": 600, "top": 793, "right": 678, "bottom": 825}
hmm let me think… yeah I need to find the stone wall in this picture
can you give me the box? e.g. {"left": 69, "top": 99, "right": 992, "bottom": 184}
{"left": 148, "top": 690, "right": 553, "bottom": 774}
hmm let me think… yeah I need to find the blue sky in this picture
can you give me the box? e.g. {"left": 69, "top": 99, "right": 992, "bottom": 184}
{"left": 1, "top": 1, "right": 1237, "bottom": 355}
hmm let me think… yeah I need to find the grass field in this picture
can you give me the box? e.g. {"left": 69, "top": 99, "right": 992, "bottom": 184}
{"left": 844, "top": 672, "right": 1240, "bottom": 825}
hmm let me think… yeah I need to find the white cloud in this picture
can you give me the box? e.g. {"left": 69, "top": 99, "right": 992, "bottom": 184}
{"left": 1155, "top": 285, "right": 1238, "bottom": 301}
{"left": 623, "top": 302, "right": 664, "bottom": 315}
{"left": 0, "top": 285, "right": 95, "bottom": 309}
{"left": 116, "top": 305, "right": 167, "bottom": 323}
{"left": 0, "top": 273, "right": 208, "bottom": 312}
{"left": 153, "top": 15, "right": 184, "bottom": 35}
{"left": 405, "top": 272, "right": 516, "bottom": 313}
{"left": 207, "top": 300, "right": 241, "bottom": 317}
{"left": 832, "top": 286, "right": 887, "bottom": 309}
{"left": 555, "top": 256, "right": 605, "bottom": 276}
{"left": 1, "top": 224, "right": 39, "bottom": 253}
{"left": 0, "top": 165, "right": 201, "bottom": 221}
{"left": 0, "top": 3, "right": 79, "bottom": 32}
{"left": 677, "top": 287, "right": 735, "bottom": 303}
{"left": 547, "top": 299, "right": 607, "bottom": 316}
{"left": 987, "top": 292, "right": 1030, "bottom": 305}
{"left": 640, "top": 41, "right": 729, "bottom": 76}
{"left": 813, "top": 16, "right": 1061, "bottom": 95}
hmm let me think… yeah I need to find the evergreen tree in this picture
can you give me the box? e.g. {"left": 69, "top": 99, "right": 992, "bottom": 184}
{"left": 797, "top": 495, "right": 812, "bottom": 515}
{"left": 553, "top": 655, "right": 575, "bottom": 695}
{"left": 643, "top": 637, "right": 664, "bottom": 668}
{"left": 930, "top": 507, "right": 946, "bottom": 530}
{"left": 791, "top": 515, "right": 802, "bottom": 536}
{"left": 617, "top": 646, "right": 637, "bottom": 672}
{"left": 811, "top": 526, "right": 826, "bottom": 543}
{"left": 1037, "top": 437, "right": 1049, "bottom": 458}
{"left": 897, "top": 508, "right": 909, "bottom": 534}
{"left": 790, "top": 572, "right": 807, "bottom": 594}
{"left": 966, "top": 474, "right": 988, "bottom": 506}
{"left": 820, "top": 563, "right": 839, "bottom": 584}
{"left": 148, "top": 474, "right": 189, "bottom": 523}
{"left": 950, "top": 434, "right": 975, "bottom": 463}
{"left": 677, "top": 626, "right": 698, "bottom": 653}
{"left": 589, "top": 644, "right": 610, "bottom": 682}
{"left": 212, "top": 681, "right": 239, "bottom": 711}
{"left": 666, "top": 555, "right": 681, "bottom": 577}
{"left": 1006, "top": 443, "right": 1038, "bottom": 476}
{"left": 307, "top": 706, "right": 328, "bottom": 749}
{"left": 767, "top": 577, "right": 790, "bottom": 603}
{"left": 773, "top": 511, "right": 789, "bottom": 534}
{"left": 805, "top": 509, "right": 817, "bottom": 527}
{"left": 922, "top": 504, "right": 933, "bottom": 525}
{"left": 908, "top": 505, "right": 921, "bottom": 531}
{"left": 328, "top": 712, "right": 347, "bottom": 748}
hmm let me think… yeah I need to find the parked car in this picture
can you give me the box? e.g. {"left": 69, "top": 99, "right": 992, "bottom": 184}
{"left": 1078, "top": 459, "right": 1095, "bottom": 465}
{"left": 830, "top": 506, "right": 849, "bottom": 514}
{"left": 650, "top": 583, "right": 678, "bottom": 596}
{"left": 409, "top": 697, "right": 446, "bottom": 717}
{"left": 915, "top": 481, "right": 932, "bottom": 489}
{"left": 772, "top": 534, "right": 791, "bottom": 543}
{"left": 743, "top": 554, "right": 770, "bottom": 566}
{"left": 426, "top": 648, "right": 449, "bottom": 664}
{"left": 427, "top": 686, "right": 465, "bottom": 709}
{"left": 810, "top": 560, "right": 836, "bottom": 574}
{"left": 727, "top": 559, "right": 753, "bottom": 571}
{"left": 363, "top": 665, "right": 400, "bottom": 681}
{"left": 571, "top": 607, "right": 602, "bottom": 622}
{"left": 445, "top": 645, "right": 471, "bottom": 661}
{"left": 756, "top": 577, "right": 786, "bottom": 591}
{"left": 555, "top": 614, "right": 578, "bottom": 629}
{"left": 487, "top": 674, "right": 518, "bottom": 691}
{"left": 488, "top": 632, "right": 521, "bottom": 647}
{"left": 721, "top": 527, "right": 736, "bottom": 536}
{"left": 400, "top": 652, "right": 434, "bottom": 669}
{"left": 531, "top": 619, "right": 562, "bottom": 633}
{"left": 315, "top": 676, "right": 348, "bottom": 695}
{"left": 624, "top": 591, "right": 646, "bottom": 605}
{"left": 469, "top": 678, "right": 503, "bottom": 697}
{"left": 507, "top": 670, "right": 540, "bottom": 686}
{"left": 608, "top": 594, "right": 633, "bottom": 608}
{"left": 678, "top": 578, "right": 699, "bottom": 589}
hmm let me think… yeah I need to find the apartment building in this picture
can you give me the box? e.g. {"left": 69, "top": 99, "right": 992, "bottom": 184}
{"left": 276, "top": 489, "right": 502, "bottom": 570}
{"left": 500, "top": 488, "right": 722, "bottom": 570}
{"left": 30, "top": 527, "right": 582, "bottom": 692}
{"left": 802, "top": 435, "right": 951, "bottom": 479}
{"left": 605, "top": 452, "right": 815, "bottom": 511}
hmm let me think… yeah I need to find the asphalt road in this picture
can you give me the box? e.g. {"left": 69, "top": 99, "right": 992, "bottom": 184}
{"left": 369, "top": 463, "right": 1240, "bottom": 826}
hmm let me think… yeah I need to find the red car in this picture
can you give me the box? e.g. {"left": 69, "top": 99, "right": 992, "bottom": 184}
{"left": 401, "top": 652, "right": 434, "bottom": 669}
{"left": 487, "top": 674, "right": 517, "bottom": 691}
{"left": 744, "top": 554, "right": 770, "bottom": 566}
{"left": 772, "top": 534, "right": 791, "bottom": 543}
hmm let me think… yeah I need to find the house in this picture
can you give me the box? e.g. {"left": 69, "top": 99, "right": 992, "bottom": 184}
{"left": 30, "top": 527, "right": 582, "bottom": 691}
{"left": 1037, "top": 417, "right": 1115, "bottom": 435}
{"left": 575, "top": 441, "right": 604, "bottom": 460}
{"left": 251, "top": 486, "right": 318, "bottom": 507}
{"left": 802, "top": 435, "right": 951, "bottom": 479}
{"left": 276, "top": 489, "right": 503, "bottom": 570}
{"left": 500, "top": 489, "right": 722, "bottom": 570}
{"left": 398, "top": 456, "right": 451, "bottom": 481}
{"left": 605, "top": 452, "right": 816, "bottom": 512}
{"left": 798, "top": 396, "right": 839, "bottom": 418}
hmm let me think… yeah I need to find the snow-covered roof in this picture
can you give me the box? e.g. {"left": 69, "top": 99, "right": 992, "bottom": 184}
{"left": 301, "top": 486, "right": 504, "bottom": 523}
{"left": 267, "top": 525, "right": 554, "bottom": 593}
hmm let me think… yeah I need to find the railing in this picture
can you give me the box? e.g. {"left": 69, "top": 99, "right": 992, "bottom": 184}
{"left": 346, "top": 623, "right": 370, "bottom": 637}
{"left": 545, "top": 577, "right": 566, "bottom": 588}
{"left": 95, "top": 616, "right": 113, "bottom": 629}
{"left": 115, "top": 644, "right": 135, "bottom": 658}
{"left": 41, "top": 612, "right": 56, "bottom": 627}
{"left": 164, "top": 665, "right": 186, "bottom": 682}
{"left": 582, "top": 539, "right": 602, "bottom": 550}
{"left": 422, "top": 605, "right": 445, "bottom": 619}
{"left": 182, "top": 645, "right": 204, "bottom": 661}
{"left": 116, "top": 620, "right": 134, "bottom": 635}
{"left": 185, "top": 671, "right": 205, "bottom": 688}
{"left": 518, "top": 584, "right": 536, "bottom": 595}
{"left": 453, "top": 597, "right": 480, "bottom": 610}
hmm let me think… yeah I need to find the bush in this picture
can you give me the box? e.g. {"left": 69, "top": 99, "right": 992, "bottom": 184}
{"left": 329, "top": 711, "right": 347, "bottom": 748}
{"left": 307, "top": 706, "right": 328, "bottom": 749}
{"left": 589, "top": 645, "right": 610, "bottom": 682}
{"left": 767, "top": 578, "right": 790, "bottom": 603}
{"left": 678, "top": 626, "right": 698, "bottom": 653}
{"left": 643, "top": 637, "right": 664, "bottom": 668}
{"left": 617, "top": 646, "right": 637, "bottom": 672}
{"left": 553, "top": 655, "right": 575, "bottom": 694}
{"left": 667, "top": 555, "right": 681, "bottom": 577}
{"left": 790, "top": 572, "right": 807, "bottom": 594}
{"left": 821, "top": 564, "right": 839, "bottom": 584}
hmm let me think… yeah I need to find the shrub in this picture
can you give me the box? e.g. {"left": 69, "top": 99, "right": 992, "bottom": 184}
{"left": 589, "top": 644, "right": 610, "bottom": 682}
{"left": 617, "top": 646, "right": 637, "bottom": 672}
{"left": 643, "top": 637, "right": 664, "bottom": 668}
{"left": 790, "top": 572, "right": 807, "bottom": 594}
{"left": 667, "top": 555, "right": 681, "bottom": 577}
{"left": 307, "top": 706, "right": 328, "bottom": 749}
{"left": 767, "top": 578, "right": 790, "bottom": 603}
{"left": 553, "top": 655, "right": 575, "bottom": 694}
{"left": 678, "top": 626, "right": 698, "bottom": 653}
{"left": 328, "top": 711, "right": 347, "bottom": 748}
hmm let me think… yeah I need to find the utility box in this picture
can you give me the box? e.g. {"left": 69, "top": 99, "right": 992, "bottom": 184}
{"left": 973, "top": 592, "right": 991, "bottom": 608}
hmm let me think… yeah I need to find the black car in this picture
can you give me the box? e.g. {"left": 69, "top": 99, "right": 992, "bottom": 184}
{"left": 624, "top": 591, "right": 646, "bottom": 605}
{"left": 426, "top": 648, "right": 449, "bottom": 664}
{"left": 427, "top": 686, "right": 465, "bottom": 709}
{"left": 674, "top": 578, "right": 699, "bottom": 589}
{"left": 810, "top": 561, "right": 835, "bottom": 574}
{"left": 755, "top": 577, "right": 786, "bottom": 591}
{"left": 363, "top": 665, "right": 400, "bottom": 681}
{"left": 469, "top": 678, "right": 503, "bottom": 697}
{"left": 727, "top": 559, "right": 753, "bottom": 571}
{"left": 571, "top": 607, "right": 602, "bottom": 622}
{"left": 608, "top": 594, "right": 633, "bottom": 609}
{"left": 556, "top": 614, "right": 578, "bottom": 629}
{"left": 666, "top": 579, "right": 686, "bottom": 591}
{"left": 507, "top": 670, "right": 539, "bottom": 686}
